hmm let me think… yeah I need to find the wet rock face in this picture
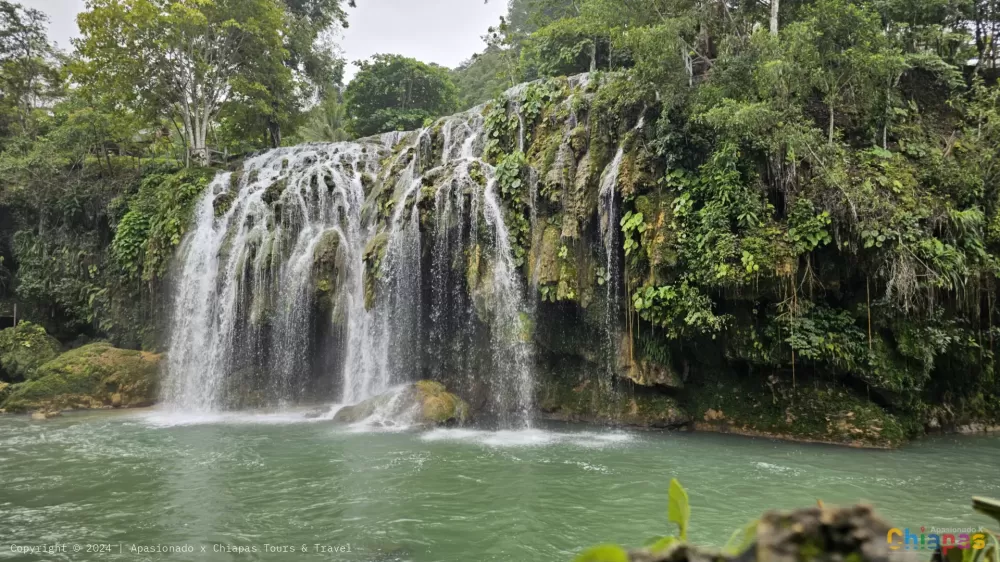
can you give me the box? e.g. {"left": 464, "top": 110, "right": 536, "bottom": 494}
{"left": 537, "top": 370, "right": 691, "bottom": 429}
{"left": 333, "top": 380, "right": 470, "bottom": 427}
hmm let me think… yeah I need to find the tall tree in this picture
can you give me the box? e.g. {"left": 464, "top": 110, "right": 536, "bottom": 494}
{"left": 74, "top": 0, "right": 287, "bottom": 165}
{"left": 0, "top": 1, "right": 60, "bottom": 143}
{"left": 343, "top": 54, "right": 458, "bottom": 137}
{"left": 781, "top": 0, "right": 906, "bottom": 144}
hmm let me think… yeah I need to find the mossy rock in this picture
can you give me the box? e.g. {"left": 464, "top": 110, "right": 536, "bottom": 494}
{"left": 0, "top": 322, "right": 62, "bottom": 382}
{"left": 262, "top": 178, "right": 287, "bottom": 205}
{"left": 537, "top": 369, "right": 690, "bottom": 428}
{"left": 213, "top": 191, "right": 236, "bottom": 217}
{"left": 533, "top": 225, "right": 563, "bottom": 286}
{"left": 684, "top": 372, "right": 913, "bottom": 448}
{"left": 1, "top": 342, "right": 162, "bottom": 412}
{"left": 333, "top": 380, "right": 470, "bottom": 427}
{"left": 617, "top": 334, "right": 683, "bottom": 389}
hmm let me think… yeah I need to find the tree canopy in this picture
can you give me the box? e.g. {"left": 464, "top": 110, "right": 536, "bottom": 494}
{"left": 343, "top": 54, "right": 459, "bottom": 137}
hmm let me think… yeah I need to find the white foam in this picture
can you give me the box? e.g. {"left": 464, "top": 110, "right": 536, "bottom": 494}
{"left": 420, "top": 428, "right": 634, "bottom": 448}
{"left": 752, "top": 461, "right": 801, "bottom": 475}
{"left": 137, "top": 408, "right": 326, "bottom": 428}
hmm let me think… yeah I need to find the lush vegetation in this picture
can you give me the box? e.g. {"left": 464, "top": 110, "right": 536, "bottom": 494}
{"left": 0, "top": 0, "right": 998, "bottom": 436}
{"left": 344, "top": 54, "right": 459, "bottom": 137}
{"left": 453, "top": 0, "right": 1000, "bottom": 435}
{"left": 0, "top": 0, "right": 348, "bottom": 356}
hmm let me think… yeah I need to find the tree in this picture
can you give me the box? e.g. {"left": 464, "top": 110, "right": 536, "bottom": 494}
{"left": 781, "top": 0, "right": 906, "bottom": 144}
{"left": 293, "top": 90, "right": 350, "bottom": 143}
{"left": 0, "top": 1, "right": 61, "bottom": 144}
{"left": 74, "top": 0, "right": 288, "bottom": 165}
{"left": 248, "top": 0, "right": 351, "bottom": 147}
{"left": 519, "top": 16, "right": 610, "bottom": 78}
{"left": 451, "top": 48, "right": 512, "bottom": 109}
{"left": 507, "top": 0, "right": 581, "bottom": 37}
{"left": 343, "top": 54, "right": 458, "bottom": 137}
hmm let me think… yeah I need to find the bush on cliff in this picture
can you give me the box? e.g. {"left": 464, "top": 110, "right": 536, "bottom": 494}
{"left": 1, "top": 342, "right": 161, "bottom": 412}
{"left": 0, "top": 321, "right": 62, "bottom": 382}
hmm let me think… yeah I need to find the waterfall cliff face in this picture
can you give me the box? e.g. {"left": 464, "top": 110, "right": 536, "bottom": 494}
{"left": 164, "top": 74, "right": 646, "bottom": 426}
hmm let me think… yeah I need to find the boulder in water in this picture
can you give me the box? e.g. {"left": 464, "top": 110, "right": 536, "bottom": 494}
{"left": 333, "top": 380, "right": 470, "bottom": 427}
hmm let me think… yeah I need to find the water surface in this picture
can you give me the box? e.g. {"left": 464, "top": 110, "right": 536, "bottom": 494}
{"left": 1, "top": 410, "right": 997, "bottom": 561}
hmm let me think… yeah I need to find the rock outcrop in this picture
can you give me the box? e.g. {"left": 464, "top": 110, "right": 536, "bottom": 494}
{"left": 333, "top": 380, "right": 471, "bottom": 427}
{"left": 1, "top": 342, "right": 161, "bottom": 412}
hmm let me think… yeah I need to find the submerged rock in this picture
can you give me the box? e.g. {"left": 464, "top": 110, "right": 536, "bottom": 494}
{"left": 30, "top": 409, "right": 61, "bottom": 420}
{"left": 1, "top": 342, "right": 161, "bottom": 412}
{"left": 333, "top": 380, "right": 470, "bottom": 427}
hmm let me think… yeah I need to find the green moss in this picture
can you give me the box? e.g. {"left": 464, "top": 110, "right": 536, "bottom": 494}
{"left": 363, "top": 232, "right": 389, "bottom": 309}
{"left": 0, "top": 322, "right": 61, "bottom": 382}
{"left": 534, "top": 225, "right": 562, "bottom": 286}
{"left": 213, "top": 191, "right": 235, "bottom": 217}
{"left": 262, "top": 178, "right": 287, "bottom": 205}
{"left": 415, "top": 380, "right": 470, "bottom": 424}
{"left": 2, "top": 342, "right": 161, "bottom": 412}
{"left": 228, "top": 170, "right": 243, "bottom": 191}
{"left": 569, "top": 125, "right": 589, "bottom": 159}
{"left": 334, "top": 380, "right": 470, "bottom": 426}
{"left": 360, "top": 173, "right": 375, "bottom": 194}
{"left": 537, "top": 369, "right": 690, "bottom": 428}
{"left": 312, "top": 230, "right": 343, "bottom": 311}
{"left": 683, "top": 371, "right": 912, "bottom": 448}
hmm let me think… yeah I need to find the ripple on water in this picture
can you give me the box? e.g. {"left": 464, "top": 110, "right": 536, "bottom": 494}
{"left": 752, "top": 461, "right": 803, "bottom": 476}
{"left": 137, "top": 409, "right": 324, "bottom": 427}
{"left": 419, "top": 428, "right": 634, "bottom": 448}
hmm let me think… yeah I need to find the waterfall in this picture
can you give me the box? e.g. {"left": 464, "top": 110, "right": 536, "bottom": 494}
{"left": 598, "top": 115, "right": 644, "bottom": 379}
{"left": 166, "top": 144, "right": 384, "bottom": 411}
{"left": 165, "top": 96, "right": 538, "bottom": 426}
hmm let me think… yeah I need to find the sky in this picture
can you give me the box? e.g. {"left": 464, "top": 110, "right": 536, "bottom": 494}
{"left": 20, "top": 0, "right": 507, "bottom": 80}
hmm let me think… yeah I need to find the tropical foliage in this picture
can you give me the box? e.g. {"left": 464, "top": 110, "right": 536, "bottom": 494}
{"left": 343, "top": 54, "right": 459, "bottom": 137}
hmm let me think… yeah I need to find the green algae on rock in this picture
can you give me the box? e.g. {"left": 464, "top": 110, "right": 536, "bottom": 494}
{"left": 1, "top": 342, "right": 162, "bottom": 413}
{"left": 537, "top": 369, "right": 690, "bottom": 429}
{"left": 333, "top": 380, "right": 471, "bottom": 427}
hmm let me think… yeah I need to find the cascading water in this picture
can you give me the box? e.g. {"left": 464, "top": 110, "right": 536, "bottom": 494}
{"left": 597, "top": 115, "right": 645, "bottom": 379}
{"left": 165, "top": 145, "right": 384, "bottom": 411}
{"left": 165, "top": 94, "right": 541, "bottom": 426}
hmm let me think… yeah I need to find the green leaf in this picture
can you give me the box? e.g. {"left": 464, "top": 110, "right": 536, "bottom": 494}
{"left": 667, "top": 478, "right": 690, "bottom": 541}
{"left": 722, "top": 519, "right": 758, "bottom": 555}
{"left": 648, "top": 536, "right": 678, "bottom": 552}
{"left": 573, "top": 544, "right": 629, "bottom": 562}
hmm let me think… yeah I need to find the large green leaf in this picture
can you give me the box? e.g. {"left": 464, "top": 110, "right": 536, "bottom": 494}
{"left": 573, "top": 544, "right": 629, "bottom": 562}
{"left": 667, "top": 478, "right": 691, "bottom": 541}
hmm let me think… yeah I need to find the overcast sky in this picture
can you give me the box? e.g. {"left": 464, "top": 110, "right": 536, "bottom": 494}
{"left": 20, "top": 0, "right": 506, "bottom": 80}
